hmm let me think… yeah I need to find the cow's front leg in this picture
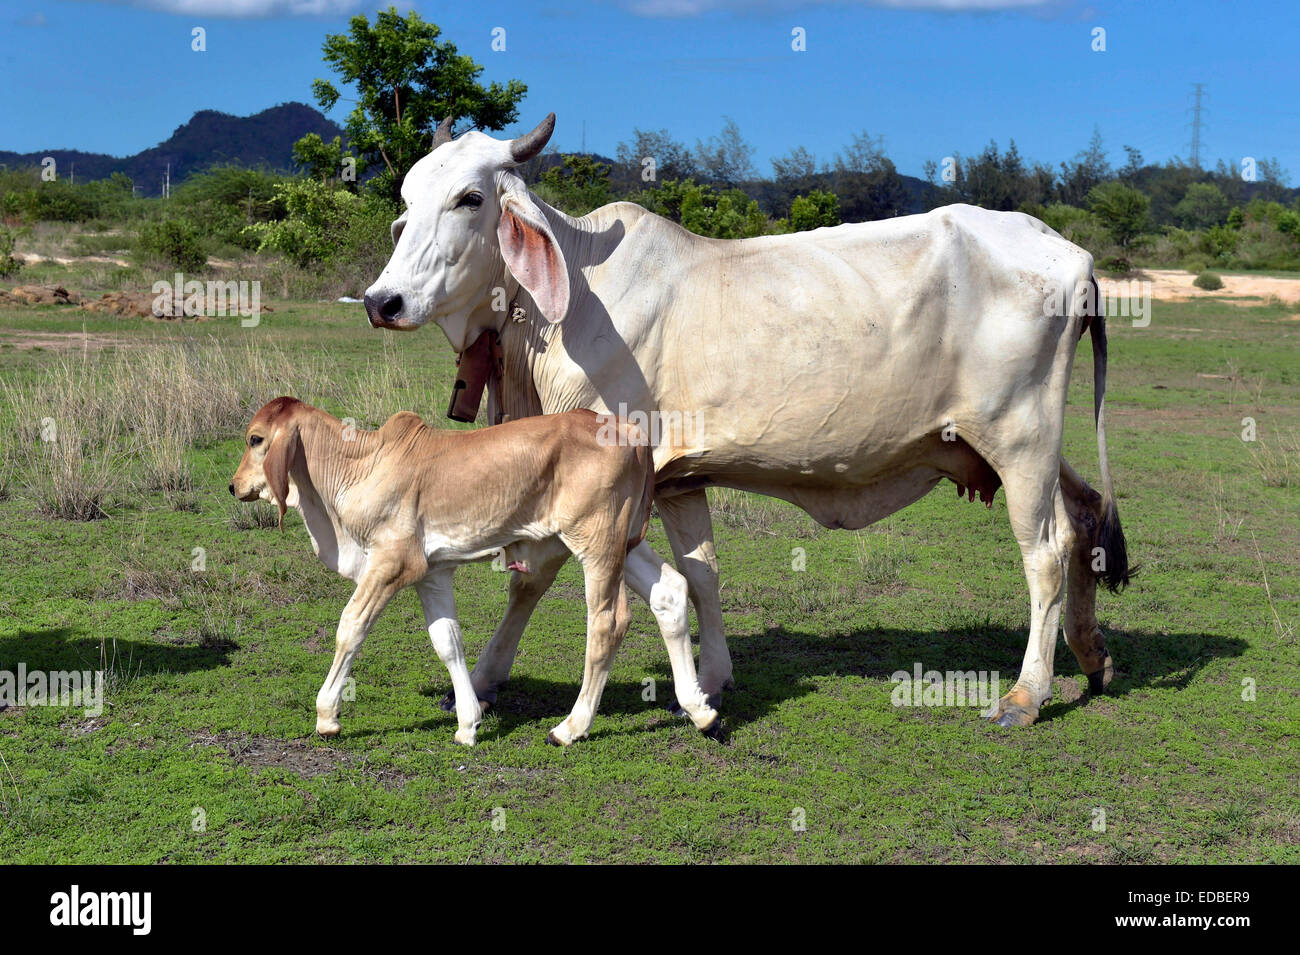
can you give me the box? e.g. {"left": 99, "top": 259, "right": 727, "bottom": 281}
{"left": 417, "top": 573, "right": 486, "bottom": 745}
{"left": 443, "top": 547, "right": 569, "bottom": 711}
{"left": 316, "top": 557, "right": 414, "bottom": 736}
{"left": 658, "top": 489, "right": 733, "bottom": 704}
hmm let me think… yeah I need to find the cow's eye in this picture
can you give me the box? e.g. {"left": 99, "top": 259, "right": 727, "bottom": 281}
{"left": 457, "top": 192, "right": 483, "bottom": 210}
{"left": 249, "top": 435, "right": 263, "bottom": 448}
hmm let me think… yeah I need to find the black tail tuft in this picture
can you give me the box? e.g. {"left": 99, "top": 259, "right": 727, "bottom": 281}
{"left": 1096, "top": 497, "right": 1136, "bottom": 593}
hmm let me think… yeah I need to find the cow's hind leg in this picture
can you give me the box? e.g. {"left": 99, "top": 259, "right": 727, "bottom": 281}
{"left": 1060, "top": 459, "right": 1114, "bottom": 696}
{"left": 623, "top": 541, "right": 720, "bottom": 736}
{"left": 990, "top": 464, "right": 1076, "bottom": 728}
{"left": 441, "top": 546, "right": 570, "bottom": 711}
{"left": 657, "top": 489, "right": 732, "bottom": 704}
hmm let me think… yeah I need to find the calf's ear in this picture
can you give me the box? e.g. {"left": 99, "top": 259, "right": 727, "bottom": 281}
{"left": 263, "top": 422, "right": 302, "bottom": 532}
{"left": 497, "top": 192, "right": 569, "bottom": 323}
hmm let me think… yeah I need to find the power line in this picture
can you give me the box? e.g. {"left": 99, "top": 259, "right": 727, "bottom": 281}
{"left": 1189, "top": 82, "right": 1207, "bottom": 170}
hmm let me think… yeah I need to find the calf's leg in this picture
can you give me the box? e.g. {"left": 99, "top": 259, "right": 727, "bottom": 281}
{"left": 417, "top": 573, "right": 486, "bottom": 746}
{"left": 316, "top": 557, "right": 416, "bottom": 736}
{"left": 547, "top": 557, "right": 632, "bottom": 747}
{"left": 443, "top": 547, "right": 570, "bottom": 711}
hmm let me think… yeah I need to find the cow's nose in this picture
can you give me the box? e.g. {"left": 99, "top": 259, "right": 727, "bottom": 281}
{"left": 228, "top": 483, "right": 235, "bottom": 496}
{"left": 364, "top": 291, "right": 403, "bottom": 326}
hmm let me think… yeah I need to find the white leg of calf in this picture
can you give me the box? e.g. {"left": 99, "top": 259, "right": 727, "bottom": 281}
{"left": 417, "top": 576, "right": 482, "bottom": 746}
{"left": 625, "top": 542, "right": 719, "bottom": 732}
{"left": 430, "top": 618, "right": 483, "bottom": 745}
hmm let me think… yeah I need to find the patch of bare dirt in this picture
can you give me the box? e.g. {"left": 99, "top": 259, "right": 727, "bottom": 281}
{"left": 190, "top": 731, "right": 346, "bottom": 779}
{"left": 16, "top": 252, "right": 130, "bottom": 268}
{"left": 1100, "top": 269, "right": 1300, "bottom": 305}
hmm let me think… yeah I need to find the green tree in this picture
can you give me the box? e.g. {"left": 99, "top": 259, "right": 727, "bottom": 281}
{"left": 537, "top": 155, "right": 614, "bottom": 216}
{"left": 293, "top": 133, "right": 349, "bottom": 186}
{"left": 694, "top": 118, "right": 756, "bottom": 187}
{"left": 1085, "top": 181, "right": 1149, "bottom": 248}
{"left": 1174, "top": 182, "right": 1231, "bottom": 229}
{"left": 788, "top": 190, "right": 841, "bottom": 231}
{"left": 305, "top": 7, "right": 527, "bottom": 201}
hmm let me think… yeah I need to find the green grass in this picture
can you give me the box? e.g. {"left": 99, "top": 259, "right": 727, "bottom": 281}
{"left": 0, "top": 294, "right": 1297, "bottom": 863}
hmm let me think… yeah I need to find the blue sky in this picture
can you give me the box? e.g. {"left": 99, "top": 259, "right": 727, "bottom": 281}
{"left": 2, "top": 0, "right": 1297, "bottom": 182}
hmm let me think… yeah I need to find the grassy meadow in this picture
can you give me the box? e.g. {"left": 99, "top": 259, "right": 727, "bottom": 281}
{"left": 0, "top": 266, "right": 1297, "bottom": 863}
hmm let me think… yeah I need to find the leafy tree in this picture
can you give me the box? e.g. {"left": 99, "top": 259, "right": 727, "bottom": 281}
{"left": 1174, "top": 182, "right": 1231, "bottom": 229}
{"left": 293, "top": 133, "right": 351, "bottom": 186}
{"left": 630, "top": 179, "right": 768, "bottom": 239}
{"left": 305, "top": 7, "right": 527, "bottom": 202}
{"left": 771, "top": 146, "right": 817, "bottom": 185}
{"left": 1085, "top": 181, "right": 1149, "bottom": 248}
{"left": 536, "top": 155, "right": 614, "bottom": 216}
{"left": 694, "top": 118, "right": 755, "bottom": 186}
{"left": 616, "top": 128, "right": 697, "bottom": 184}
{"left": 788, "top": 190, "right": 841, "bottom": 231}
{"left": 1058, "top": 127, "right": 1112, "bottom": 206}
{"left": 246, "top": 180, "right": 367, "bottom": 268}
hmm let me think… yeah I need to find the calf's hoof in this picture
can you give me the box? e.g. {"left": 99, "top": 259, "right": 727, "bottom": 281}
{"left": 988, "top": 690, "right": 1041, "bottom": 728}
{"left": 453, "top": 727, "right": 478, "bottom": 747}
{"left": 441, "top": 689, "right": 496, "bottom": 713}
{"left": 1086, "top": 650, "right": 1114, "bottom": 697}
{"left": 316, "top": 716, "right": 341, "bottom": 737}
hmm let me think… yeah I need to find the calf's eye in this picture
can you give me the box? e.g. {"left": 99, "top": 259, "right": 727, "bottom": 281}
{"left": 458, "top": 192, "right": 483, "bottom": 209}
{"left": 249, "top": 435, "right": 263, "bottom": 448}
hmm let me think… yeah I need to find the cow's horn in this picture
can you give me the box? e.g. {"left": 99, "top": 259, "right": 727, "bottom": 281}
{"left": 433, "top": 115, "right": 455, "bottom": 148}
{"left": 509, "top": 113, "right": 556, "bottom": 164}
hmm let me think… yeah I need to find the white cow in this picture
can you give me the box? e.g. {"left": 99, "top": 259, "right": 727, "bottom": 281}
{"left": 364, "top": 114, "right": 1132, "bottom": 728}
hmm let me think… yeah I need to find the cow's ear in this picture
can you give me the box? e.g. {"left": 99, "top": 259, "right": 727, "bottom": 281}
{"left": 497, "top": 192, "right": 569, "bottom": 323}
{"left": 263, "top": 420, "right": 301, "bottom": 532}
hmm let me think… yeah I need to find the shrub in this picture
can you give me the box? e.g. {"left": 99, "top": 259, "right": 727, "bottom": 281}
{"left": 788, "top": 190, "right": 841, "bottom": 232}
{"left": 1097, "top": 255, "right": 1132, "bottom": 275}
{"left": 244, "top": 180, "right": 388, "bottom": 270}
{"left": 1194, "top": 271, "right": 1224, "bottom": 290}
{"left": 0, "top": 227, "right": 21, "bottom": 279}
{"left": 135, "top": 218, "right": 207, "bottom": 271}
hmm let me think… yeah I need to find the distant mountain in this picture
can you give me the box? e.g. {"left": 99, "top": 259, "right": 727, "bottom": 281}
{"left": 0, "top": 103, "right": 343, "bottom": 197}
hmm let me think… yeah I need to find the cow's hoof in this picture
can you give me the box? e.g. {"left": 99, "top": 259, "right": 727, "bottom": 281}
{"left": 988, "top": 690, "right": 1040, "bottom": 728}
{"left": 700, "top": 715, "right": 726, "bottom": 741}
{"left": 316, "top": 717, "right": 341, "bottom": 737}
{"left": 546, "top": 730, "right": 566, "bottom": 747}
{"left": 453, "top": 729, "right": 477, "bottom": 747}
{"left": 1086, "top": 650, "right": 1114, "bottom": 696}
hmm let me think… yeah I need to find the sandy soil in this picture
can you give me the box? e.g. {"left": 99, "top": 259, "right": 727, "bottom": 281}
{"left": 1099, "top": 268, "right": 1300, "bottom": 306}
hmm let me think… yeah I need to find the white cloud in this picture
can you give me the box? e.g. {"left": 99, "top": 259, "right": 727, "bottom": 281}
{"left": 626, "top": 0, "right": 1054, "bottom": 16}
{"left": 92, "top": 0, "right": 364, "bottom": 18}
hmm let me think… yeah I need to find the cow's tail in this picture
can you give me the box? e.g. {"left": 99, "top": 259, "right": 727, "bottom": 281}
{"left": 1088, "top": 276, "right": 1133, "bottom": 593}
{"left": 627, "top": 445, "right": 655, "bottom": 553}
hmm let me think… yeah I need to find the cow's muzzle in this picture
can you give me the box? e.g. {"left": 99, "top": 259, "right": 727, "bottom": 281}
{"left": 364, "top": 291, "right": 405, "bottom": 329}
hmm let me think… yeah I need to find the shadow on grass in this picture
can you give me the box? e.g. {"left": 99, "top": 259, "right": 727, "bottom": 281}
{"left": 384, "top": 625, "right": 1247, "bottom": 740}
{"left": 0, "top": 627, "right": 235, "bottom": 687}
